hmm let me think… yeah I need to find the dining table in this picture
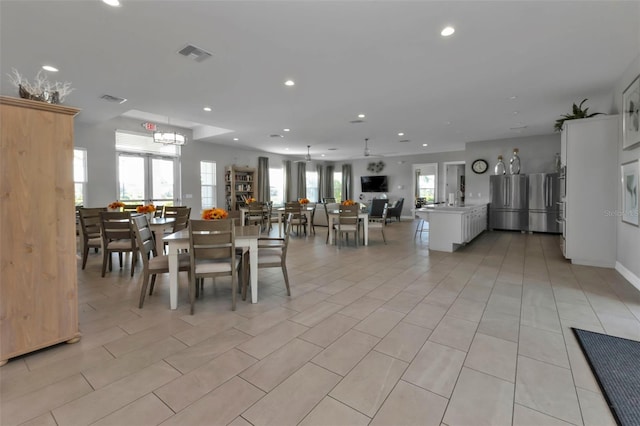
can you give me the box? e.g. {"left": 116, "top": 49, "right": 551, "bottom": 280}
{"left": 163, "top": 224, "right": 261, "bottom": 310}
{"left": 147, "top": 217, "right": 175, "bottom": 254}
{"left": 327, "top": 210, "right": 369, "bottom": 246}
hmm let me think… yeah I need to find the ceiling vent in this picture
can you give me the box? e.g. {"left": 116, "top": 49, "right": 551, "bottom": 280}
{"left": 269, "top": 134, "right": 284, "bottom": 138}
{"left": 178, "top": 44, "right": 212, "bottom": 62}
{"left": 399, "top": 139, "right": 411, "bottom": 143}
{"left": 349, "top": 119, "right": 365, "bottom": 124}
{"left": 100, "top": 94, "right": 127, "bottom": 104}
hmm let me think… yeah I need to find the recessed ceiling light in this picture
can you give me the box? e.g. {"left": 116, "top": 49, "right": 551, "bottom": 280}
{"left": 441, "top": 26, "right": 455, "bottom": 37}
{"left": 233, "top": 137, "right": 239, "bottom": 141}
{"left": 283, "top": 128, "right": 290, "bottom": 132}
{"left": 508, "top": 95, "right": 518, "bottom": 100}
{"left": 358, "top": 113, "right": 365, "bottom": 118}
{"left": 42, "top": 65, "right": 58, "bottom": 72}
{"left": 444, "top": 121, "right": 452, "bottom": 125}
{"left": 285, "top": 148, "right": 289, "bottom": 151}
{"left": 284, "top": 80, "right": 295, "bottom": 86}
{"left": 203, "top": 107, "right": 212, "bottom": 112}
{"left": 422, "top": 143, "right": 428, "bottom": 147}
{"left": 102, "top": 0, "right": 120, "bottom": 6}
{"left": 398, "top": 132, "right": 404, "bottom": 136}
{"left": 321, "top": 154, "right": 325, "bottom": 157}
{"left": 513, "top": 111, "right": 519, "bottom": 115}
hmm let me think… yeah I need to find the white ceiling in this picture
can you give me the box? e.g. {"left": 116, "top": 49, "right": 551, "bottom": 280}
{"left": 1, "top": 1, "right": 638, "bottom": 161}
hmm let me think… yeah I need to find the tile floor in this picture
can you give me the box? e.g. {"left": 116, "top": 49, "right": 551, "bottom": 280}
{"left": 2, "top": 221, "right": 639, "bottom": 425}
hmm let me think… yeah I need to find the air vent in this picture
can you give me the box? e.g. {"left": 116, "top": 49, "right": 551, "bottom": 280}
{"left": 509, "top": 125, "right": 528, "bottom": 130}
{"left": 399, "top": 139, "right": 411, "bottom": 143}
{"left": 327, "top": 148, "right": 338, "bottom": 151}
{"left": 349, "top": 119, "right": 365, "bottom": 124}
{"left": 269, "top": 134, "right": 284, "bottom": 138}
{"left": 100, "top": 94, "right": 127, "bottom": 104}
{"left": 177, "top": 44, "right": 212, "bottom": 62}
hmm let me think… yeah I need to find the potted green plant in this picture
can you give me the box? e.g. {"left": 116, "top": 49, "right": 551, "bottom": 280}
{"left": 554, "top": 98, "right": 603, "bottom": 131}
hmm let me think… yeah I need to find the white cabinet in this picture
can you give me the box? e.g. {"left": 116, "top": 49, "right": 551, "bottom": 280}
{"left": 561, "top": 115, "right": 619, "bottom": 267}
{"left": 416, "top": 204, "right": 487, "bottom": 252}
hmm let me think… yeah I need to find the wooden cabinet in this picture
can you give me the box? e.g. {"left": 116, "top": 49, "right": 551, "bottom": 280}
{"left": 561, "top": 115, "right": 619, "bottom": 267}
{"left": 1, "top": 96, "right": 81, "bottom": 365}
{"left": 225, "top": 165, "right": 257, "bottom": 210}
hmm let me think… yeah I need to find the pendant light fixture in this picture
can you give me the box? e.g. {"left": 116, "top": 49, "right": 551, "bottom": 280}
{"left": 364, "top": 138, "right": 371, "bottom": 157}
{"left": 305, "top": 145, "right": 312, "bottom": 162}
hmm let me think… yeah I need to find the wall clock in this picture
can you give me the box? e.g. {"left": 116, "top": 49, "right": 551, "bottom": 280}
{"left": 472, "top": 159, "right": 488, "bottom": 174}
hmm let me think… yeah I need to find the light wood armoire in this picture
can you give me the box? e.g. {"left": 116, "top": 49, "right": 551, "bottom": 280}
{"left": 0, "top": 96, "right": 81, "bottom": 366}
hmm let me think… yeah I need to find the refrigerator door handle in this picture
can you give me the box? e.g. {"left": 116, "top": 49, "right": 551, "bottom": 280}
{"left": 505, "top": 178, "right": 510, "bottom": 206}
{"left": 545, "top": 175, "right": 550, "bottom": 207}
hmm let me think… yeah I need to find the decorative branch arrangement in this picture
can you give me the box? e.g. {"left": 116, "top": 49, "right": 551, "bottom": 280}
{"left": 7, "top": 68, "right": 74, "bottom": 104}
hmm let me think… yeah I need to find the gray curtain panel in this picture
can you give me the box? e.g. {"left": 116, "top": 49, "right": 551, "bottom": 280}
{"left": 342, "top": 163, "right": 353, "bottom": 200}
{"left": 297, "top": 162, "right": 307, "bottom": 199}
{"left": 257, "top": 156, "right": 270, "bottom": 202}
{"left": 284, "top": 160, "right": 293, "bottom": 202}
{"left": 415, "top": 169, "right": 421, "bottom": 199}
{"left": 316, "top": 164, "right": 324, "bottom": 203}
{"left": 325, "top": 165, "right": 334, "bottom": 200}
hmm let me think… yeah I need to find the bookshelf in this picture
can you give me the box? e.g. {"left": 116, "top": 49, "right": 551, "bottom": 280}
{"left": 225, "top": 165, "right": 257, "bottom": 210}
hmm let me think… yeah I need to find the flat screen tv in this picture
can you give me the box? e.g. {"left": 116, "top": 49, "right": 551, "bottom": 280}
{"left": 361, "top": 175, "right": 388, "bottom": 192}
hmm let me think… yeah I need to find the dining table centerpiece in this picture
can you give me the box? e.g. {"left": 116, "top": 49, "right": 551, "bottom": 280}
{"left": 202, "top": 207, "right": 229, "bottom": 220}
{"left": 245, "top": 197, "right": 257, "bottom": 204}
{"left": 136, "top": 204, "right": 156, "bottom": 220}
{"left": 299, "top": 198, "right": 310, "bottom": 205}
{"left": 342, "top": 199, "right": 356, "bottom": 206}
{"left": 107, "top": 201, "right": 125, "bottom": 211}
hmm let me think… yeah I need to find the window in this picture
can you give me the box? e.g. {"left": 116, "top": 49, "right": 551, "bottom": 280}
{"left": 116, "top": 130, "right": 180, "bottom": 207}
{"left": 269, "top": 167, "right": 284, "bottom": 206}
{"left": 418, "top": 174, "right": 436, "bottom": 202}
{"left": 200, "top": 161, "right": 216, "bottom": 209}
{"left": 333, "top": 171, "right": 342, "bottom": 202}
{"left": 73, "top": 148, "right": 87, "bottom": 206}
{"left": 306, "top": 170, "right": 318, "bottom": 202}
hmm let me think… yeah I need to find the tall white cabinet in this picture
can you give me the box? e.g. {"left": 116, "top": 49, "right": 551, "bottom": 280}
{"left": 561, "top": 115, "right": 619, "bottom": 267}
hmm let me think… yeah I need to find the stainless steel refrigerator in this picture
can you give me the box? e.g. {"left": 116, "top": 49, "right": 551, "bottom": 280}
{"left": 489, "top": 175, "right": 528, "bottom": 231}
{"left": 528, "top": 173, "right": 561, "bottom": 233}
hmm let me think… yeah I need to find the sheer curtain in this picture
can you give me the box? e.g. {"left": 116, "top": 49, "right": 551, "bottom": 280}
{"left": 284, "top": 160, "right": 293, "bottom": 202}
{"left": 316, "top": 164, "right": 324, "bottom": 203}
{"left": 342, "top": 164, "right": 353, "bottom": 201}
{"left": 297, "top": 162, "right": 306, "bottom": 199}
{"left": 257, "top": 156, "right": 270, "bottom": 202}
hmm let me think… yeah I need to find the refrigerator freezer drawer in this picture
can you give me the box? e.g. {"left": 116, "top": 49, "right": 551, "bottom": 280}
{"left": 528, "top": 211, "right": 561, "bottom": 233}
{"left": 490, "top": 210, "right": 528, "bottom": 231}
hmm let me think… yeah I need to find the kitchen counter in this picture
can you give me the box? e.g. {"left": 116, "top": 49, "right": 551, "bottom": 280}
{"left": 416, "top": 204, "right": 488, "bottom": 252}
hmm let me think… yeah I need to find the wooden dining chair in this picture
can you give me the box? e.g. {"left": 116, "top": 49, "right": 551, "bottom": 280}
{"left": 246, "top": 201, "right": 266, "bottom": 230}
{"left": 99, "top": 211, "right": 139, "bottom": 277}
{"left": 284, "top": 201, "right": 307, "bottom": 236}
{"left": 245, "top": 214, "right": 293, "bottom": 300}
{"left": 368, "top": 202, "right": 388, "bottom": 244}
{"left": 335, "top": 205, "right": 360, "bottom": 248}
{"left": 188, "top": 219, "right": 241, "bottom": 314}
{"left": 132, "top": 214, "right": 190, "bottom": 308}
{"left": 78, "top": 207, "right": 106, "bottom": 269}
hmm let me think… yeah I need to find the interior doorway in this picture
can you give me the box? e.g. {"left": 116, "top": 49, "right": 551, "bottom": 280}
{"left": 443, "top": 161, "right": 466, "bottom": 204}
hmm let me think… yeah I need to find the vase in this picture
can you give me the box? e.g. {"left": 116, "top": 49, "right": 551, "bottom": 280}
{"left": 509, "top": 149, "right": 521, "bottom": 174}
{"left": 494, "top": 156, "right": 506, "bottom": 175}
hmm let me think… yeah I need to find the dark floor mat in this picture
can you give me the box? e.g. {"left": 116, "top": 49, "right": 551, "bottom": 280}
{"left": 572, "top": 328, "right": 640, "bottom": 426}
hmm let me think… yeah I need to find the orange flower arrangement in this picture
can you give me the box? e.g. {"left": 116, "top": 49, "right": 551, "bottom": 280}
{"left": 245, "top": 197, "right": 257, "bottom": 204}
{"left": 202, "top": 207, "right": 229, "bottom": 220}
{"left": 108, "top": 201, "right": 125, "bottom": 209}
{"left": 299, "top": 198, "right": 310, "bottom": 204}
{"left": 136, "top": 204, "right": 156, "bottom": 214}
{"left": 342, "top": 199, "right": 356, "bottom": 206}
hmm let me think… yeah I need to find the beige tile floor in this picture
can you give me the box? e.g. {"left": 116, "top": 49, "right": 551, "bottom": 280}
{"left": 2, "top": 221, "right": 639, "bottom": 425}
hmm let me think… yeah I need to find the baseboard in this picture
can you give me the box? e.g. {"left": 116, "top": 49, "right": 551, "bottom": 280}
{"left": 615, "top": 261, "right": 640, "bottom": 292}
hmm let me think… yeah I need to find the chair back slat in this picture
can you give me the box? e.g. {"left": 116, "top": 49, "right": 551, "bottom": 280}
{"left": 132, "top": 215, "right": 156, "bottom": 261}
{"left": 189, "top": 219, "right": 235, "bottom": 260}
{"left": 339, "top": 205, "right": 359, "bottom": 225}
{"left": 79, "top": 207, "right": 105, "bottom": 238}
{"left": 100, "top": 212, "right": 134, "bottom": 241}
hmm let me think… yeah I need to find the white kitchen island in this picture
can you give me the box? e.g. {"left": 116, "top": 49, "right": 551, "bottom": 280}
{"left": 415, "top": 204, "right": 488, "bottom": 252}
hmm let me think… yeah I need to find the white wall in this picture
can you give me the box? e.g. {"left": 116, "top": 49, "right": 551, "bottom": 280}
{"left": 612, "top": 53, "right": 640, "bottom": 286}
{"left": 75, "top": 116, "right": 290, "bottom": 215}
{"left": 464, "top": 134, "right": 561, "bottom": 203}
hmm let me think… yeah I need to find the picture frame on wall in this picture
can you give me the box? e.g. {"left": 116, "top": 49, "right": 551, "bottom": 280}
{"left": 621, "top": 160, "right": 639, "bottom": 226}
{"left": 622, "top": 74, "right": 640, "bottom": 150}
